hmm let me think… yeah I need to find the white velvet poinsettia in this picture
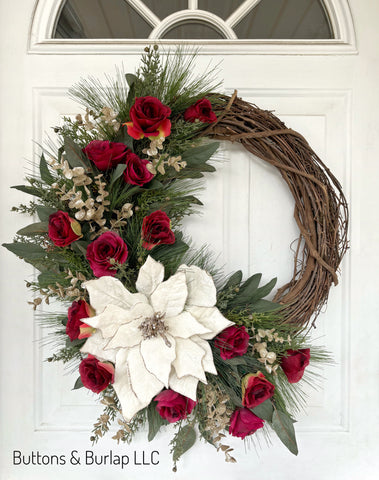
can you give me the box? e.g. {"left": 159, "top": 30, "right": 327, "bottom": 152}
{"left": 80, "top": 256, "right": 233, "bottom": 421}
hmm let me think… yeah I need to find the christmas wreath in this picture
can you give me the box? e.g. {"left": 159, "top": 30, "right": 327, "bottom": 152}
{"left": 3, "top": 46, "right": 348, "bottom": 469}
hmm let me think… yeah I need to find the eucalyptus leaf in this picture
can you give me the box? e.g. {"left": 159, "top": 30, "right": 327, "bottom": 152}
{"left": 39, "top": 154, "right": 55, "bottom": 184}
{"left": 17, "top": 222, "right": 48, "bottom": 236}
{"left": 72, "top": 377, "right": 84, "bottom": 390}
{"left": 147, "top": 402, "right": 168, "bottom": 442}
{"left": 172, "top": 425, "right": 196, "bottom": 462}
{"left": 252, "top": 400, "right": 274, "bottom": 422}
{"left": 271, "top": 410, "right": 298, "bottom": 455}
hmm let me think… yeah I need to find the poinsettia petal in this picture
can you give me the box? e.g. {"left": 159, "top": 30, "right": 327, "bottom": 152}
{"left": 186, "top": 305, "right": 234, "bottom": 339}
{"left": 127, "top": 345, "right": 164, "bottom": 404}
{"left": 173, "top": 337, "right": 207, "bottom": 382}
{"left": 80, "top": 331, "right": 118, "bottom": 363}
{"left": 191, "top": 335, "right": 217, "bottom": 375}
{"left": 168, "top": 370, "right": 199, "bottom": 401}
{"left": 84, "top": 304, "right": 135, "bottom": 338}
{"left": 140, "top": 334, "right": 176, "bottom": 387}
{"left": 136, "top": 256, "right": 164, "bottom": 297}
{"left": 165, "top": 311, "right": 211, "bottom": 338}
{"left": 84, "top": 277, "right": 147, "bottom": 314}
{"left": 178, "top": 264, "right": 217, "bottom": 307}
{"left": 112, "top": 349, "right": 149, "bottom": 422}
{"left": 150, "top": 271, "right": 187, "bottom": 317}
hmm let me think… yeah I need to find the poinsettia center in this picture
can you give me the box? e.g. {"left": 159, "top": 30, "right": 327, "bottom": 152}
{"left": 139, "top": 312, "right": 172, "bottom": 347}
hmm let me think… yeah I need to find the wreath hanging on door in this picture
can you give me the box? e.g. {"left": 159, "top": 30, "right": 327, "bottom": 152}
{"left": 3, "top": 46, "right": 348, "bottom": 469}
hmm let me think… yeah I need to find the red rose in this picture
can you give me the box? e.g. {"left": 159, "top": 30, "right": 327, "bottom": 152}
{"left": 281, "top": 349, "right": 310, "bottom": 383}
{"left": 229, "top": 407, "right": 264, "bottom": 439}
{"left": 86, "top": 231, "right": 128, "bottom": 277}
{"left": 242, "top": 372, "right": 275, "bottom": 408}
{"left": 183, "top": 98, "right": 217, "bottom": 123}
{"left": 83, "top": 140, "right": 127, "bottom": 171}
{"left": 123, "top": 151, "right": 154, "bottom": 186}
{"left": 141, "top": 210, "right": 175, "bottom": 250}
{"left": 66, "top": 300, "right": 93, "bottom": 341}
{"left": 48, "top": 210, "right": 82, "bottom": 247}
{"left": 154, "top": 390, "right": 196, "bottom": 423}
{"left": 214, "top": 325, "right": 250, "bottom": 360}
{"left": 79, "top": 355, "right": 114, "bottom": 394}
{"left": 124, "top": 96, "right": 171, "bottom": 140}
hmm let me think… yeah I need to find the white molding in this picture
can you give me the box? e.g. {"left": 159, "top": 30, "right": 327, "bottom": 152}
{"left": 28, "top": 0, "right": 358, "bottom": 55}
{"left": 125, "top": 0, "right": 160, "bottom": 28}
{"left": 226, "top": 0, "right": 263, "bottom": 29}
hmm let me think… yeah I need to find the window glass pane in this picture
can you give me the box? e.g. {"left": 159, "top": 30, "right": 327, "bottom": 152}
{"left": 54, "top": 0, "right": 152, "bottom": 39}
{"left": 197, "top": 0, "right": 243, "bottom": 20}
{"left": 162, "top": 22, "right": 224, "bottom": 39}
{"left": 143, "top": 0, "right": 188, "bottom": 20}
{"left": 234, "top": 0, "right": 333, "bottom": 39}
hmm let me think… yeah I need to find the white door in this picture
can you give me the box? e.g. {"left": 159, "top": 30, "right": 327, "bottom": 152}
{"left": 0, "top": 1, "right": 377, "bottom": 479}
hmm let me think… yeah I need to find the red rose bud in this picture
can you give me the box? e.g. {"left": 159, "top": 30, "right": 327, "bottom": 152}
{"left": 229, "top": 407, "right": 264, "bottom": 439}
{"left": 242, "top": 372, "right": 275, "bottom": 409}
{"left": 124, "top": 96, "right": 171, "bottom": 140}
{"left": 83, "top": 140, "right": 128, "bottom": 171}
{"left": 141, "top": 210, "right": 175, "bottom": 250}
{"left": 154, "top": 389, "right": 196, "bottom": 423}
{"left": 86, "top": 231, "right": 128, "bottom": 277}
{"left": 183, "top": 98, "right": 217, "bottom": 124}
{"left": 280, "top": 348, "right": 310, "bottom": 383}
{"left": 79, "top": 355, "right": 114, "bottom": 394}
{"left": 48, "top": 210, "right": 82, "bottom": 247}
{"left": 214, "top": 325, "right": 250, "bottom": 360}
{"left": 123, "top": 151, "right": 154, "bottom": 186}
{"left": 66, "top": 300, "right": 94, "bottom": 341}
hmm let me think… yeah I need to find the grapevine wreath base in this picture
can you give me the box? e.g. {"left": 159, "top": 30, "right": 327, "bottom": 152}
{"left": 4, "top": 46, "right": 348, "bottom": 469}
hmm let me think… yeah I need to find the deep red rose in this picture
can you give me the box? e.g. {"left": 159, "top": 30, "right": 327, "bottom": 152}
{"left": 83, "top": 140, "right": 127, "bottom": 171}
{"left": 86, "top": 231, "right": 128, "bottom": 277}
{"left": 123, "top": 151, "right": 154, "bottom": 186}
{"left": 183, "top": 98, "right": 217, "bottom": 123}
{"left": 214, "top": 325, "right": 250, "bottom": 360}
{"left": 124, "top": 96, "right": 171, "bottom": 140}
{"left": 141, "top": 210, "right": 175, "bottom": 250}
{"left": 229, "top": 407, "right": 264, "bottom": 439}
{"left": 281, "top": 348, "right": 310, "bottom": 383}
{"left": 79, "top": 355, "right": 114, "bottom": 394}
{"left": 48, "top": 210, "right": 82, "bottom": 247}
{"left": 66, "top": 300, "right": 93, "bottom": 341}
{"left": 242, "top": 372, "right": 275, "bottom": 408}
{"left": 154, "top": 389, "right": 196, "bottom": 423}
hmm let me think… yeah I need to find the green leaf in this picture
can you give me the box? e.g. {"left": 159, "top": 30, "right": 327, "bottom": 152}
{"left": 172, "top": 425, "right": 197, "bottom": 462}
{"left": 71, "top": 240, "right": 90, "bottom": 256}
{"left": 66, "top": 337, "right": 85, "bottom": 348}
{"left": 36, "top": 206, "right": 56, "bottom": 222}
{"left": 223, "top": 356, "right": 247, "bottom": 367}
{"left": 38, "top": 271, "right": 63, "bottom": 286}
{"left": 39, "top": 154, "right": 55, "bottom": 184}
{"left": 114, "top": 124, "right": 134, "bottom": 150}
{"left": 2, "top": 242, "right": 46, "bottom": 260}
{"left": 223, "top": 271, "right": 242, "bottom": 290}
{"left": 110, "top": 164, "right": 127, "bottom": 189}
{"left": 17, "top": 222, "right": 48, "bottom": 236}
{"left": 61, "top": 317, "right": 68, "bottom": 326}
{"left": 181, "top": 142, "right": 220, "bottom": 165}
{"left": 144, "top": 178, "right": 164, "bottom": 190}
{"left": 228, "top": 273, "right": 262, "bottom": 307}
{"left": 147, "top": 402, "right": 168, "bottom": 442}
{"left": 72, "top": 377, "right": 84, "bottom": 390}
{"left": 125, "top": 73, "right": 138, "bottom": 88}
{"left": 250, "top": 299, "right": 282, "bottom": 313}
{"left": 271, "top": 409, "right": 298, "bottom": 455}
{"left": 252, "top": 400, "right": 274, "bottom": 422}
{"left": 250, "top": 277, "right": 277, "bottom": 302}
{"left": 64, "top": 136, "right": 92, "bottom": 171}
{"left": 11, "top": 185, "right": 43, "bottom": 198}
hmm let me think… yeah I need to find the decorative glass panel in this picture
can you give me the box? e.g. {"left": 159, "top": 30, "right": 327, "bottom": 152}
{"left": 54, "top": 0, "right": 334, "bottom": 40}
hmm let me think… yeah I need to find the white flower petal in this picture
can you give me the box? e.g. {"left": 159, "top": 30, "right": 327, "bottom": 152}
{"left": 165, "top": 311, "right": 211, "bottom": 338}
{"left": 191, "top": 335, "right": 217, "bottom": 375}
{"left": 178, "top": 264, "right": 217, "bottom": 307}
{"left": 85, "top": 304, "right": 135, "bottom": 338}
{"left": 173, "top": 337, "right": 207, "bottom": 382}
{"left": 84, "top": 277, "right": 147, "bottom": 314}
{"left": 151, "top": 271, "right": 187, "bottom": 317}
{"left": 140, "top": 335, "right": 176, "bottom": 387}
{"left": 127, "top": 346, "right": 164, "bottom": 404}
{"left": 106, "top": 319, "right": 143, "bottom": 349}
{"left": 113, "top": 349, "right": 149, "bottom": 422}
{"left": 186, "top": 306, "right": 234, "bottom": 340}
{"left": 168, "top": 370, "right": 199, "bottom": 401}
{"left": 136, "top": 256, "right": 164, "bottom": 297}
{"left": 80, "top": 331, "right": 118, "bottom": 363}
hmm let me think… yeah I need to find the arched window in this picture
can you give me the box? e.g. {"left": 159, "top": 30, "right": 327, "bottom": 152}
{"left": 54, "top": 0, "right": 333, "bottom": 40}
